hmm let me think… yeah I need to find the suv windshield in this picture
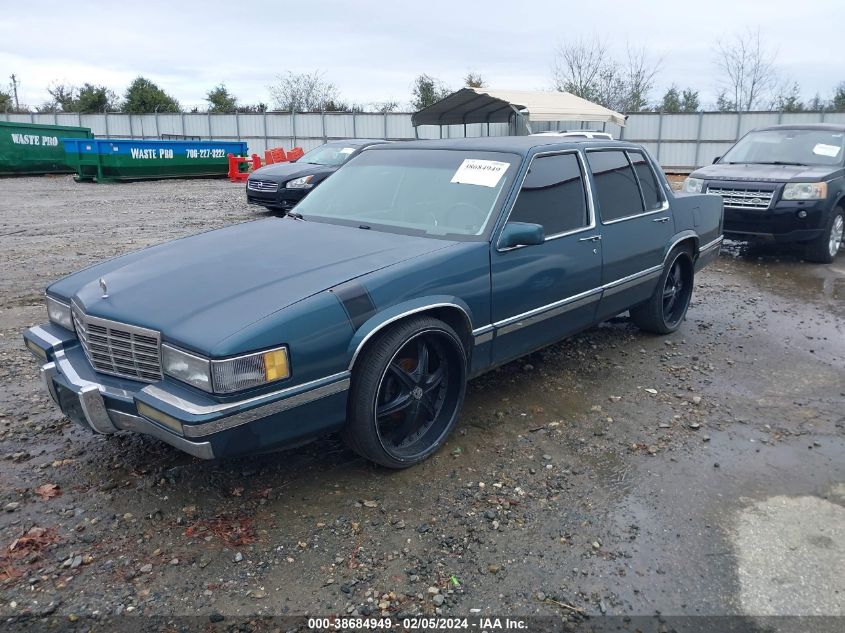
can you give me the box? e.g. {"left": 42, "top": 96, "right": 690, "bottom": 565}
{"left": 292, "top": 148, "right": 520, "bottom": 239}
{"left": 721, "top": 129, "right": 845, "bottom": 167}
{"left": 296, "top": 144, "right": 359, "bottom": 166}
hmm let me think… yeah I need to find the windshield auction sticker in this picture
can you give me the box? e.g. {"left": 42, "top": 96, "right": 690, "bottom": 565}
{"left": 813, "top": 143, "right": 841, "bottom": 157}
{"left": 451, "top": 159, "right": 510, "bottom": 187}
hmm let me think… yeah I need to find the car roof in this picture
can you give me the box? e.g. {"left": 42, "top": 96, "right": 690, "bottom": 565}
{"left": 367, "top": 136, "right": 639, "bottom": 157}
{"left": 324, "top": 138, "right": 388, "bottom": 147}
{"left": 753, "top": 123, "right": 845, "bottom": 133}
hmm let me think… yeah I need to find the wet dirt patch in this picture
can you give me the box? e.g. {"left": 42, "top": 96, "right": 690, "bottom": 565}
{"left": 0, "top": 176, "right": 843, "bottom": 623}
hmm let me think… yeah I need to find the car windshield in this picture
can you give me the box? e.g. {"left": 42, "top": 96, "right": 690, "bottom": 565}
{"left": 721, "top": 129, "right": 845, "bottom": 166}
{"left": 292, "top": 148, "right": 520, "bottom": 239}
{"left": 296, "top": 144, "right": 359, "bottom": 166}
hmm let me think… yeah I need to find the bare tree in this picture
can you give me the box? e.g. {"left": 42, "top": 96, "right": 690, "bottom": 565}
{"left": 552, "top": 36, "right": 608, "bottom": 102}
{"left": 552, "top": 36, "right": 659, "bottom": 112}
{"left": 269, "top": 71, "right": 340, "bottom": 112}
{"left": 714, "top": 29, "right": 778, "bottom": 111}
{"left": 464, "top": 72, "right": 485, "bottom": 88}
{"left": 623, "top": 45, "right": 661, "bottom": 112}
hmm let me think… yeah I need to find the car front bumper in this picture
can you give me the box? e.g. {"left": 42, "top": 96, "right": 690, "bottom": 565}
{"left": 23, "top": 323, "right": 350, "bottom": 459}
{"left": 723, "top": 199, "right": 830, "bottom": 243}
{"left": 245, "top": 184, "right": 309, "bottom": 210}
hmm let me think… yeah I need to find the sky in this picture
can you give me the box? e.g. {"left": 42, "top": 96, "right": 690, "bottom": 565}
{"left": 0, "top": 0, "right": 842, "bottom": 111}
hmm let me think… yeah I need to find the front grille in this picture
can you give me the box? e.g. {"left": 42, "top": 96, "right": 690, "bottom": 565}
{"left": 247, "top": 179, "right": 279, "bottom": 192}
{"left": 71, "top": 302, "right": 163, "bottom": 383}
{"left": 706, "top": 186, "right": 774, "bottom": 210}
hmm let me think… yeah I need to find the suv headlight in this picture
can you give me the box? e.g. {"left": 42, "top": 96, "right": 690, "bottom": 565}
{"left": 782, "top": 182, "right": 827, "bottom": 201}
{"left": 162, "top": 344, "right": 290, "bottom": 394}
{"left": 682, "top": 177, "right": 704, "bottom": 193}
{"left": 46, "top": 295, "right": 74, "bottom": 331}
{"left": 285, "top": 175, "right": 315, "bottom": 189}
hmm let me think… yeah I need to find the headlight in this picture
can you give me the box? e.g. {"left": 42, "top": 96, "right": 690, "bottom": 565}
{"left": 46, "top": 295, "right": 74, "bottom": 331}
{"left": 683, "top": 177, "right": 704, "bottom": 193}
{"left": 782, "top": 182, "right": 827, "bottom": 201}
{"left": 162, "top": 344, "right": 290, "bottom": 394}
{"left": 161, "top": 345, "right": 212, "bottom": 392}
{"left": 211, "top": 347, "right": 290, "bottom": 393}
{"left": 285, "top": 175, "right": 315, "bottom": 189}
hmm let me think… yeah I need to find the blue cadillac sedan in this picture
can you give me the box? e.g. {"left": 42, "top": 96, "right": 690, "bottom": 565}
{"left": 24, "top": 137, "right": 722, "bottom": 468}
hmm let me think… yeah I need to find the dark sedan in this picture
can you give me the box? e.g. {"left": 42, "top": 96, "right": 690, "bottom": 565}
{"left": 246, "top": 139, "right": 386, "bottom": 211}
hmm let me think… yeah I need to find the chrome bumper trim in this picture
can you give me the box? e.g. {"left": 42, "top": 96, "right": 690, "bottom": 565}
{"left": 30, "top": 325, "right": 67, "bottom": 350}
{"left": 108, "top": 410, "right": 215, "bottom": 459}
{"left": 181, "top": 377, "right": 351, "bottom": 438}
{"left": 78, "top": 384, "right": 119, "bottom": 433}
{"left": 140, "top": 370, "right": 351, "bottom": 416}
{"left": 41, "top": 362, "right": 60, "bottom": 406}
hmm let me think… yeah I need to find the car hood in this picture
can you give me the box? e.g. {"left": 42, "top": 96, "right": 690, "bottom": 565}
{"left": 54, "top": 219, "right": 455, "bottom": 353}
{"left": 249, "top": 161, "right": 336, "bottom": 181}
{"left": 691, "top": 162, "right": 841, "bottom": 183}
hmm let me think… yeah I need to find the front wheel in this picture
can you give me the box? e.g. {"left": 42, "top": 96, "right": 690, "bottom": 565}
{"left": 344, "top": 317, "right": 467, "bottom": 468}
{"left": 630, "top": 248, "right": 694, "bottom": 334}
{"left": 804, "top": 209, "right": 844, "bottom": 264}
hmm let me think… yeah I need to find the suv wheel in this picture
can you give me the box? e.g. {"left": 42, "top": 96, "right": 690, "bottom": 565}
{"left": 805, "top": 209, "right": 843, "bottom": 264}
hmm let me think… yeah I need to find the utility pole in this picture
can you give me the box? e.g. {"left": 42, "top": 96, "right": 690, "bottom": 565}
{"left": 10, "top": 74, "right": 20, "bottom": 110}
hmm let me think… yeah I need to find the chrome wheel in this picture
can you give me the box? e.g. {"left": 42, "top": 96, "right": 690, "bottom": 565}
{"left": 374, "top": 331, "right": 463, "bottom": 461}
{"left": 829, "top": 214, "right": 844, "bottom": 258}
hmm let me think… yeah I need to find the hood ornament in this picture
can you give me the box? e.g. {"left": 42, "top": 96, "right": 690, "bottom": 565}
{"left": 99, "top": 278, "right": 109, "bottom": 299}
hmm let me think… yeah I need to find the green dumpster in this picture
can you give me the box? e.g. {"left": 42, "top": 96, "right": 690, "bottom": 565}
{"left": 62, "top": 138, "right": 248, "bottom": 182}
{"left": 0, "top": 121, "right": 93, "bottom": 176}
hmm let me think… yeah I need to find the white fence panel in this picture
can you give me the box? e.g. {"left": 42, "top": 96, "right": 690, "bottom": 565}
{"left": 294, "top": 114, "right": 323, "bottom": 140}
{"left": 237, "top": 114, "right": 265, "bottom": 138}
{"left": 3, "top": 109, "right": 841, "bottom": 169}
{"left": 623, "top": 114, "right": 660, "bottom": 140}
{"left": 324, "top": 114, "right": 355, "bottom": 138}
{"left": 352, "top": 114, "right": 387, "bottom": 138}
{"left": 700, "top": 113, "right": 738, "bottom": 140}
{"left": 738, "top": 112, "right": 778, "bottom": 135}
{"left": 209, "top": 114, "right": 237, "bottom": 139}
{"left": 387, "top": 114, "right": 415, "bottom": 139}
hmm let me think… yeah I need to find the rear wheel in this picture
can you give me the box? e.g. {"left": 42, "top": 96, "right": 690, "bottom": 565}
{"left": 804, "top": 209, "right": 843, "bottom": 264}
{"left": 630, "top": 248, "right": 694, "bottom": 334}
{"left": 344, "top": 317, "right": 467, "bottom": 468}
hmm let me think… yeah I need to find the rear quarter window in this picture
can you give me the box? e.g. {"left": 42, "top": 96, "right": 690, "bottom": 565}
{"left": 628, "top": 151, "right": 665, "bottom": 211}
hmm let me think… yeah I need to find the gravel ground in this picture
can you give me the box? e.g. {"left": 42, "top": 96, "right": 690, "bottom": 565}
{"left": 0, "top": 175, "right": 843, "bottom": 632}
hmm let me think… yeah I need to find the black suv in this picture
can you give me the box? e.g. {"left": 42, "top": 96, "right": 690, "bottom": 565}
{"left": 684, "top": 124, "right": 844, "bottom": 263}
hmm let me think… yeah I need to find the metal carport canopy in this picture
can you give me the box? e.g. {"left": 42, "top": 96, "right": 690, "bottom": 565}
{"left": 411, "top": 88, "right": 626, "bottom": 127}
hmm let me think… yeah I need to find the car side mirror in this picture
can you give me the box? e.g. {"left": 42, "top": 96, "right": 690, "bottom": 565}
{"left": 712, "top": 156, "right": 721, "bottom": 164}
{"left": 500, "top": 222, "right": 545, "bottom": 248}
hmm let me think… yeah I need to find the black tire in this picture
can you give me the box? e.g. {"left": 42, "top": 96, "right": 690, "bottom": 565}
{"left": 343, "top": 317, "right": 467, "bottom": 469}
{"left": 630, "top": 247, "right": 695, "bottom": 334}
{"left": 804, "top": 208, "right": 844, "bottom": 264}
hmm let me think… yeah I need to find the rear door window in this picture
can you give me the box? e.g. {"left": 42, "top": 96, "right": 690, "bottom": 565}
{"left": 587, "top": 150, "right": 645, "bottom": 222}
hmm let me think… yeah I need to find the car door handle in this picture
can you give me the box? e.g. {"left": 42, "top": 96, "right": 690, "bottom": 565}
{"left": 652, "top": 217, "right": 670, "bottom": 223}
{"left": 578, "top": 235, "right": 602, "bottom": 242}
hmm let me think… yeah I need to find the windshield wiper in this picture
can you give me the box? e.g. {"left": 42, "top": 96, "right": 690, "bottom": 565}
{"left": 286, "top": 211, "right": 306, "bottom": 221}
{"left": 752, "top": 161, "right": 808, "bottom": 166}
